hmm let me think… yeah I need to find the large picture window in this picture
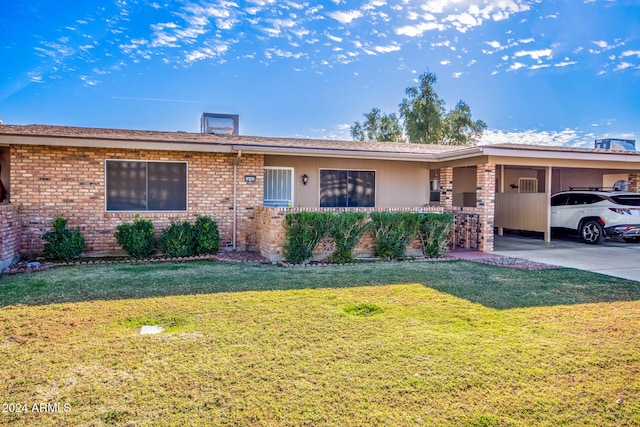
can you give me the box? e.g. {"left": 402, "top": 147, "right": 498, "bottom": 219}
{"left": 106, "top": 160, "right": 187, "bottom": 211}
{"left": 320, "top": 169, "right": 375, "bottom": 207}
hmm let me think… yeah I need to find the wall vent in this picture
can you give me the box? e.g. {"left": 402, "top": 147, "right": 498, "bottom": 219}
{"left": 518, "top": 178, "right": 538, "bottom": 193}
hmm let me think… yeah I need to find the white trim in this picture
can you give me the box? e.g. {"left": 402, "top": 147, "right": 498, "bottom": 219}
{"left": 264, "top": 166, "right": 295, "bottom": 207}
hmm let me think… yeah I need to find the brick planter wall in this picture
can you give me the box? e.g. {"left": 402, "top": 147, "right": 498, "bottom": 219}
{"left": 0, "top": 204, "right": 21, "bottom": 270}
{"left": 254, "top": 206, "right": 447, "bottom": 263}
{"left": 9, "top": 145, "right": 264, "bottom": 257}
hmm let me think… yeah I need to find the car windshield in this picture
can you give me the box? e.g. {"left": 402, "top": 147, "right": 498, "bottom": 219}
{"left": 610, "top": 195, "right": 640, "bottom": 206}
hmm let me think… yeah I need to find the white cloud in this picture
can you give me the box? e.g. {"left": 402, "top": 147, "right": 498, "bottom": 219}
{"left": 621, "top": 50, "right": 640, "bottom": 58}
{"left": 514, "top": 48, "right": 552, "bottom": 61}
{"left": 374, "top": 43, "right": 401, "bottom": 53}
{"left": 395, "top": 21, "right": 444, "bottom": 37}
{"left": 615, "top": 62, "right": 633, "bottom": 71}
{"left": 480, "top": 128, "right": 587, "bottom": 148}
{"left": 327, "top": 10, "right": 363, "bottom": 24}
{"left": 507, "top": 62, "right": 526, "bottom": 71}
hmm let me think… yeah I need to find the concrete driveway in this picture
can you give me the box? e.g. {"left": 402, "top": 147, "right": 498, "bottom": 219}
{"left": 493, "top": 233, "right": 640, "bottom": 282}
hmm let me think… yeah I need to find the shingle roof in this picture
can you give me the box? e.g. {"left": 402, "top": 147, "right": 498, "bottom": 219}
{"left": 0, "top": 124, "right": 470, "bottom": 156}
{"left": 2, "top": 124, "right": 639, "bottom": 162}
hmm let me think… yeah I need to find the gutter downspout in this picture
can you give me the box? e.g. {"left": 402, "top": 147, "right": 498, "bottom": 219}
{"left": 233, "top": 150, "right": 242, "bottom": 250}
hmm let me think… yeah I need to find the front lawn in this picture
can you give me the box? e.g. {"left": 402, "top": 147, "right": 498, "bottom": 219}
{"left": 1, "top": 261, "right": 639, "bottom": 426}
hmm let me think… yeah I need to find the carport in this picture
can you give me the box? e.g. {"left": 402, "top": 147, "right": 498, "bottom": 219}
{"left": 485, "top": 144, "right": 640, "bottom": 243}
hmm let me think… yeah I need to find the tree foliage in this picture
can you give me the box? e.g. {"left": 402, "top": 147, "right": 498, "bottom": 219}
{"left": 353, "top": 70, "right": 486, "bottom": 146}
{"left": 351, "top": 108, "right": 405, "bottom": 142}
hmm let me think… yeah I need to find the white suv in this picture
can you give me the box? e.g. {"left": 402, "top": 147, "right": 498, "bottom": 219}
{"left": 551, "top": 190, "right": 640, "bottom": 244}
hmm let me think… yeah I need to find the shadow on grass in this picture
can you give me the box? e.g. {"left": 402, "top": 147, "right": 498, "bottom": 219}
{"left": 1, "top": 260, "right": 639, "bottom": 310}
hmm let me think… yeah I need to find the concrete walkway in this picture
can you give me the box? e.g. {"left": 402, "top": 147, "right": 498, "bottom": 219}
{"left": 492, "top": 234, "right": 640, "bottom": 282}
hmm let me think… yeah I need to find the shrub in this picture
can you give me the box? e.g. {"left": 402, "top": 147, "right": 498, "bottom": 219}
{"left": 158, "top": 221, "right": 195, "bottom": 258}
{"left": 115, "top": 217, "right": 156, "bottom": 259}
{"left": 283, "top": 212, "right": 333, "bottom": 264}
{"left": 417, "top": 213, "right": 454, "bottom": 258}
{"left": 329, "top": 212, "right": 369, "bottom": 264}
{"left": 193, "top": 215, "right": 219, "bottom": 255}
{"left": 43, "top": 216, "right": 85, "bottom": 261}
{"left": 370, "top": 212, "right": 419, "bottom": 260}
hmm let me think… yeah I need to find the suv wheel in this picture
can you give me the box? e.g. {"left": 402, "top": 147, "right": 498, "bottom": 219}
{"left": 580, "top": 220, "right": 605, "bottom": 244}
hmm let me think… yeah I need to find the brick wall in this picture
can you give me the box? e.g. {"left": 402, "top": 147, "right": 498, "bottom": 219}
{"left": 253, "top": 206, "right": 447, "bottom": 262}
{"left": 629, "top": 172, "right": 640, "bottom": 193}
{"left": 476, "top": 163, "right": 496, "bottom": 252}
{"left": 0, "top": 203, "right": 20, "bottom": 270}
{"left": 9, "top": 145, "right": 264, "bottom": 257}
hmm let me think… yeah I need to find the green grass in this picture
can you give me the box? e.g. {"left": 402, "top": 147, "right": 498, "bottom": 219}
{"left": 1, "top": 260, "right": 639, "bottom": 426}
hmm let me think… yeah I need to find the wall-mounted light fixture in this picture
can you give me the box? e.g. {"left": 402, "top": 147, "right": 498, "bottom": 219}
{"left": 302, "top": 174, "right": 309, "bottom": 186}
{"left": 244, "top": 175, "right": 256, "bottom": 183}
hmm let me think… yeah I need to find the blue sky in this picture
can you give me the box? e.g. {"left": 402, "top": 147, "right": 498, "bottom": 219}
{"left": 1, "top": 0, "right": 639, "bottom": 148}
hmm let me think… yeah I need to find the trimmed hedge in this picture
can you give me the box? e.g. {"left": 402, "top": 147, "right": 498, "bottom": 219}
{"left": 43, "top": 216, "right": 85, "bottom": 261}
{"left": 115, "top": 217, "right": 156, "bottom": 259}
{"left": 116, "top": 215, "right": 220, "bottom": 259}
{"left": 283, "top": 211, "right": 454, "bottom": 264}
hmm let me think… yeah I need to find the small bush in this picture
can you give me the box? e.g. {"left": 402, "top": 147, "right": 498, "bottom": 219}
{"left": 115, "top": 217, "right": 156, "bottom": 259}
{"left": 193, "top": 215, "right": 219, "bottom": 255}
{"left": 283, "top": 212, "right": 333, "bottom": 264}
{"left": 43, "top": 216, "right": 85, "bottom": 261}
{"left": 370, "top": 212, "right": 419, "bottom": 260}
{"left": 329, "top": 212, "right": 369, "bottom": 264}
{"left": 417, "top": 213, "right": 454, "bottom": 258}
{"left": 158, "top": 221, "right": 195, "bottom": 258}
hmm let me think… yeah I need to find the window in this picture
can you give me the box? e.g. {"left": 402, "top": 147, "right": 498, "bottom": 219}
{"left": 106, "top": 160, "right": 187, "bottom": 211}
{"left": 568, "top": 194, "right": 604, "bottom": 205}
{"left": 264, "top": 167, "right": 293, "bottom": 207}
{"left": 320, "top": 169, "right": 375, "bottom": 208}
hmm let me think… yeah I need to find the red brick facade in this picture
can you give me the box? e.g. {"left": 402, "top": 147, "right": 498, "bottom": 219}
{"left": 8, "top": 145, "right": 263, "bottom": 257}
{"left": 0, "top": 204, "right": 20, "bottom": 269}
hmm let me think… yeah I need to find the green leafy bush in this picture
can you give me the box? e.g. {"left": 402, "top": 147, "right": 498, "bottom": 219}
{"left": 417, "top": 213, "right": 454, "bottom": 258}
{"left": 115, "top": 217, "right": 156, "bottom": 259}
{"left": 158, "top": 221, "right": 195, "bottom": 258}
{"left": 370, "top": 212, "right": 419, "bottom": 260}
{"left": 283, "top": 212, "right": 333, "bottom": 264}
{"left": 43, "top": 216, "right": 85, "bottom": 261}
{"left": 193, "top": 215, "right": 219, "bottom": 255}
{"left": 329, "top": 212, "right": 369, "bottom": 264}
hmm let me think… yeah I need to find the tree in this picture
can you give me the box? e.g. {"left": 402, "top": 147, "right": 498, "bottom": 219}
{"left": 399, "top": 71, "right": 446, "bottom": 145}
{"left": 441, "top": 101, "right": 487, "bottom": 145}
{"left": 351, "top": 107, "right": 405, "bottom": 142}
{"left": 399, "top": 70, "right": 486, "bottom": 145}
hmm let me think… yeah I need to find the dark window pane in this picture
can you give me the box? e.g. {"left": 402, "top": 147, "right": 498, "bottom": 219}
{"left": 551, "top": 194, "right": 569, "bottom": 206}
{"left": 348, "top": 171, "right": 375, "bottom": 207}
{"left": 148, "top": 162, "right": 187, "bottom": 210}
{"left": 106, "top": 161, "right": 147, "bottom": 211}
{"left": 320, "top": 170, "right": 375, "bottom": 208}
{"left": 611, "top": 195, "right": 640, "bottom": 206}
{"left": 320, "top": 170, "right": 347, "bottom": 207}
{"left": 106, "top": 160, "right": 187, "bottom": 211}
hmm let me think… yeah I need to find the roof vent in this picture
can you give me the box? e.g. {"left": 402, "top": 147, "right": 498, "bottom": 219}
{"left": 595, "top": 138, "right": 636, "bottom": 151}
{"left": 201, "top": 113, "right": 239, "bottom": 135}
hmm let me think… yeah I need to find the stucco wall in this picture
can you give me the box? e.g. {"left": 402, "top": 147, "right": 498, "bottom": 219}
{"left": 9, "top": 145, "right": 264, "bottom": 256}
{"left": 264, "top": 155, "right": 430, "bottom": 208}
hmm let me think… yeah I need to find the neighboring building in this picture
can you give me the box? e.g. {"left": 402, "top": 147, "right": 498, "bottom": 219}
{"left": 1, "top": 123, "right": 640, "bottom": 268}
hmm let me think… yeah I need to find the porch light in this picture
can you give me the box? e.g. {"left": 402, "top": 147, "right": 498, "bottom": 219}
{"left": 302, "top": 174, "right": 309, "bottom": 186}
